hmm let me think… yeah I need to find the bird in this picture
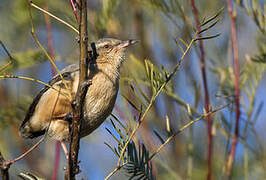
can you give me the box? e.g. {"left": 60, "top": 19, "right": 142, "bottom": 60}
{"left": 19, "top": 38, "right": 138, "bottom": 156}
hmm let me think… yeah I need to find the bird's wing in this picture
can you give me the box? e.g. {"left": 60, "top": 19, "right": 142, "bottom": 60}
{"left": 20, "top": 64, "right": 79, "bottom": 138}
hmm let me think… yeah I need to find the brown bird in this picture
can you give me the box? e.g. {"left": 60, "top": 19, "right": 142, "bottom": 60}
{"left": 19, "top": 38, "right": 138, "bottom": 156}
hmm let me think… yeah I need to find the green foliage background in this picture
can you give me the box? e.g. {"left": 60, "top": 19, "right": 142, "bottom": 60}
{"left": 0, "top": 0, "right": 265, "bottom": 179}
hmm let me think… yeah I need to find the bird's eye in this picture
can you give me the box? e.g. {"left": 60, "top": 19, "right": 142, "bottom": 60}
{"left": 104, "top": 44, "right": 110, "bottom": 49}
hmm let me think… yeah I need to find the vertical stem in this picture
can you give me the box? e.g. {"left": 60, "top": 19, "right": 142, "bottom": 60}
{"left": 0, "top": 152, "right": 9, "bottom": 180}
{"left": 190, "top": 1, "right": 212, "bottom": 179}
{"left": 43, "top": 2, "right": 56, "bottom": 76}
{"left": 187, "top": 126, "right": 194, "bottom": 180}
{"left": 244, "top": 147, "right": 248, "bottom": 180}
{"left": 69, "top": 0, "right": 80, "bottom": 23}
{"left": 225, "top": 0, "right": 240, "bottom": 178}
{"left": 66, "top": 0, "right": 89, "bottom": 179}
{"left": 52, "top": 142, "right": 61, "bottom": 180}
{"left": 42, "top": 2, "right": 59, "bottom": 179}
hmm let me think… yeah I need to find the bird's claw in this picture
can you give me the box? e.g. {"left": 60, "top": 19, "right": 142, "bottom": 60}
{"left": 63, "top": 112, "right": 73, "bottom": 122}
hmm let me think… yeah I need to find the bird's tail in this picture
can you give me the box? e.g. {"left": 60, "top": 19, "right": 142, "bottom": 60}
{"left": 19, "top": 123, "right": 45, "bottom": 139}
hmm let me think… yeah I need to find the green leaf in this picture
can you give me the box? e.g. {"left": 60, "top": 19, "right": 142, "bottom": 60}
{"left": 125, "top": 142, "right": 154, "bottom": 180}
{"left": 195, "top": 33, "right": 221, "bottom": 41}
{"left": 200, "top": 7, "right": 224, "bottom": 27}
{"left": 104, "top": 142, "right": 120, "bottom": 158}
{"left": 153, "top": 130, "right": 165, "bottom": 144}
{"left": 1, "top": 49, "right": 47, "bottom": 73}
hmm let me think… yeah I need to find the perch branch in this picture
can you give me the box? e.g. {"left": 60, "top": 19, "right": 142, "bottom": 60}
{"left": 149, "top": 103, "right": 230, "bottom": 161}
{"left": 66, "top": 0, "right": 90, "bottom": 179}
{"left": 42, "top": 2, "right": 60, "bottom": 179}
{"left": 69, "top": 0, "right": 80, "bottom": 23}
{"left": 29, "top": 1, "right": 79, "bottom": 34}
{"left": 0, "top": 152, "right": 9, "bottom": 180}
{"left": 105, "top": 31, "right": 199, "bottom": 180}
{"left": 225, "top": 0, "right": 241, "bottom": 178}
{"left": 0, "top": 87, "right": 61, "bottom": 179}
{"left": 190, "top": 1, "right": 212, "bottom": 179}
{"left": 0, "top": 41, "right": 14, "bottom": 74}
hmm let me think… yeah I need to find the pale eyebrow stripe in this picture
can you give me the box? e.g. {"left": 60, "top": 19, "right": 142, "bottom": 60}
{"left": 96, "top": 42, "right": 108, "bottom": 48}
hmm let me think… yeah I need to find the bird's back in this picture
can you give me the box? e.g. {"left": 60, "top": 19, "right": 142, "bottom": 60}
{"left": 20, "top": 63, "right": 119, "bottom": 141}
{"left": 19, "top": 64, "right": 79, "bottom": 140}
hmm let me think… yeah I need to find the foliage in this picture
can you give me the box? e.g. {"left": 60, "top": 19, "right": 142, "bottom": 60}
{"left": 105, "top": 116, "right": 154, "bottom": 180}
{"left": 0, "top": 49, "right": 47, "bottom": 73}
{"left": 125, "top": 142, "right": 154, "bottom": 180}
{"left": 0, "top": 0, "right": 265, "bottom": 179}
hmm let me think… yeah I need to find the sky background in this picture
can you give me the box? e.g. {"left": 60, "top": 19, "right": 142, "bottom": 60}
{"left": 0, "top": 0, "right": 265, "bottom": 179}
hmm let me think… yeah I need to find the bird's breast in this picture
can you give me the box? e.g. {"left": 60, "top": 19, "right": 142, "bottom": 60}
{"left": 81, "top": 72, "right": 118, "bottom": 136}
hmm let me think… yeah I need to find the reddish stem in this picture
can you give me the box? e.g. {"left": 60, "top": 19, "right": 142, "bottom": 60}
{"left": 43, "top": 2, "right": 59, "bottom": 179}
{"left": 225, "top": 0, "right": 240, "bottom": 178}
{"left": 190, "top": 1, "right": 212, "bottom": 179}
{"left": 44, "top": 4, "right": 56, "bottom": 76}
{"left": 52, "top": 142, "right": 61, "bottom": 180}
{"left": 69, "top": 0, "right": 80, "bottom": 23}
{"left": 0, "top": 152, "right": 9, "bottom": 180}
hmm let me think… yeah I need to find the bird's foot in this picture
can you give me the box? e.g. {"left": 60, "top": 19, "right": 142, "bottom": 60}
{"left": 75, "top": 36, "right": 80, "bottom": 43}
{"left": 63, "top": 112, "right": 73, "bottom": 123}
{"left": 81, "top": 80, "right": 92, "bottom": 89}
{"left": 74, "top": 165, "right": 81, "bottom": 174}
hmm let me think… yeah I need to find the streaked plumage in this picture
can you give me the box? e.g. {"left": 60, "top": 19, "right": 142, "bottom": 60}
{"left": 20, "top": 38, "right": 137, "bottom": 141}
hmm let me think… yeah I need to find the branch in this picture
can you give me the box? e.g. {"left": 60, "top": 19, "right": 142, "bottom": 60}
{"left": 27, "top": 0, "right": 72, "bottom": 99}
{"left": 105, "top": 31, "right": 198, "bottom": 180}
{"left": 0, "top": 132, "right": 46, "bottom": 180}
{"left": 43, "top": 1, "right": 56, "bottom": 77}
{"left": 0, "top": 152, "right": 9, "bottom": 180}
{"left": 0, "top": 86, "right": 62, "bottom": 177}
{"left": 0, "top": 75, "right": 68, "bottom": 98}
{"left": 190, "top": 1, "right": 212, "bottom": 179}
{"left": 42, "top": 1, "right": 60, "bottom": 179}
{"left": 225, "top": 0, "right": 241, "bottom": 178}
{"left": 149, "top": 103, "right": 230, "bottom": 161}
{"left": 69, "top": 0, "right": 80, "bottom": 23}
{"left": 66, "top": 0, "right": 90, "bottom": 179}
{"left": 105, "top": 103, "right": 230, "bottom": 180}
{"left": 0, "top": 41, "right": 14, "bottom": 74}
{"left": 29, "top": 1, "right": 79, "bottom": 34}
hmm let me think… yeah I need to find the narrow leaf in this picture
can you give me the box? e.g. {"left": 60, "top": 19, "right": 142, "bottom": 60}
{"left": 195, "top": 33, "right": 221, "bottom": 41}
{"left": 153, "top": 130, "right": 165, "bottom": 144}
{"left": 104, "top": 142, "right": 120, "bottom": 158}
{"left": 178, "top": 37, "right": 188, "bottom": 48}
{"left": 105, "top": 128, "right": 122, "bottom": 146}
{"left": 200, "top": 7, "right": 224, "bottom": 27}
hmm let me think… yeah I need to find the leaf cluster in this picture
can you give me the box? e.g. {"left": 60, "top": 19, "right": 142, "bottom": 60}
{"left": 125, "top": 142, "right": 154, "bottom": 180}
{"left": 105, "top": 115, "right": 154, "bottom": 179}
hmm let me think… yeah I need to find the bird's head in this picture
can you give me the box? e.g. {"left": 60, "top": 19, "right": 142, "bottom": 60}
{"left": 92, "top": 38, "right": 138, "bottom": 68}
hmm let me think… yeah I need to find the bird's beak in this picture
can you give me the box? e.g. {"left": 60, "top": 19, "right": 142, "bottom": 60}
{"left": 119, "top": 39, "right": 139, "bottom": 49}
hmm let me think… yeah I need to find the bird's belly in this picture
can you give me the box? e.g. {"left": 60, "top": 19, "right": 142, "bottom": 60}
{"left": 80, "top": 82, "right": 118, "bottom": 137}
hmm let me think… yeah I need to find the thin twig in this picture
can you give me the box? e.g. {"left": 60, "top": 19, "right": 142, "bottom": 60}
{"left": 105, "top": 104, "right": 230, "bottom": 180}
{"left": 43, "top": 2, "right": 56, "bottom": 77}
{"left": 0, "top": 75, "right": 68, "bottom": 98}
{"left": 149, "top": 103, "right": 230, "bottom": 161}
{"left": 190, "top": 1, "right": 212, "bottom": 179}
{"left": 225, "top": 0, "right": 241, "bottom": 178}
{"left": 0, "top": 41, "right": 14, "bottom": 74}
{"left": 0, "top": 151, "right": 9, "bottom": 180}
{"left": 121, "top": 77, "right": 201, "bottom": 116}
{"left": 105, "top": 31, "right": 198, "bottom": 180}
{"left": 27, "top": 0, "right": 72, "bottom": 99}
{"left": 66, "top": 0, "right": 90, "bottom": 179}
{"left": 42, "top": 2, "right": 60, "bottom": 179}
{"left": 5, "top": 137, "right": 45, "bottom": 166}
{"left": 69, "top": 0, "right": 80, "bottom": 23}
{"left": 0, "top": 87, "right": 61, "bottom": 178}
{"left": 29, "top": 1, "right": 79, "bottom": 34}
